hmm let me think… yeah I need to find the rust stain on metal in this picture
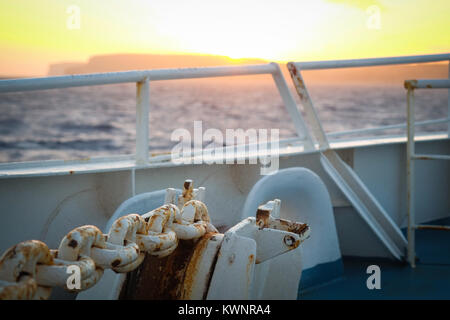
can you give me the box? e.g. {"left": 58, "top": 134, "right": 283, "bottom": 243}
{"left": 67, "top": 239, "right": 78, "bottom": 248}
{"left": 288, "top": 63, "right": 297, "bottom": 76}
{"left": 111, "top": 259, "right": 121, "bottom": 268}
{"left": 120, "top": 232, "right": 218, "bottom": 300}
{"left": 404, "top": 80, "right": 417, "bottom": 90}
{"left": 58, "top": 225, "right": 106, "bottom": 261}
{"left": 0, "top": 277, "right": 37, "bottom": 300}
{"left": 290, "top": 74, "right": 305, "bottom": 101}
{"left": 246, "top": 254, "right": 254, "bottom": 275}
{"left": 182, "top": 180, "right": 194, "bottom": 203}
{"left": 296, "top": 74, "right": 304, "bottom": 87}
{"left": 246, "top": 254, "right": 255, "bottom": 291}
{"left": 181, "top": 232, "right": 216, "bottom": 299}
{"left": 415, "top": 156, "right": 431, "bottom": 160}
{"left": 0, "top": 240, "right": 54, "bottom": 299}
{"left": 257, "top": 211, "right": 309, "bottom": 238}
{"left": 151, "top": 151, "right": 171, "bottom": 157}
{"left": 136, "top": 82, "right": 142, "bottom": 103}
{"left": 256, "top": 208, "right": 270, "bottom": 229}
{"left": 1, "top": 240, "right": 54, "bottom": 271}
{"left": 228, "top": 253, "right": 236, "bottom": 265}
{"left": 283, "top": 235, "right": 300, "bottom": 249}
{"left": 416, "top": 225, "right": 450, "bottom": 231}
{"left": 283, "top": 235, "right": 295, "bottom": 246}
{"left": 278, "top": 219, "right": 309, "bottom": 236}
{"left": 183, "top": 200, "right": 210, "bottom": 222}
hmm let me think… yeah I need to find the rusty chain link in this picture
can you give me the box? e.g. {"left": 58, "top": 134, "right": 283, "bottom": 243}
{"left": 0, "top": 181, "right": 217, "bottom": 300}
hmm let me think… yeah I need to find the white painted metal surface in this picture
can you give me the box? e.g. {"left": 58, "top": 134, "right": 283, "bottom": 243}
{"left": 135, "top": 78, "right": 150, "bottom": 164}
{"left": 287, "top": 53, "right": 450, "bottom": 261}
{"left": 328, "top": 118, "right": 450, "bottom": 138}
{"left": 406, "top": 79, "right": 450, "bottom": 89}
{"left": 207, "top": 199, "right": 309, "bottom": 300}
{"left": 241, "top": 167, "right": 340, "bottom": 297}
{"left": 293, "top": 53, "right": 450, "bottom": 70}
{"left": 320, "top": 150, "right": 407, "bottom": 259}
{"left": 287, "top": 56, "right": 426, "bottom": 260}
{"left": 0, "top": 64, "right": 278, "bottom": 92}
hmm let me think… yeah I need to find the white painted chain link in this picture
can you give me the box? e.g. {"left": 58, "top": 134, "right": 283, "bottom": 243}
{"left": 0, "top": 180, "right": 217, "bottom": 300}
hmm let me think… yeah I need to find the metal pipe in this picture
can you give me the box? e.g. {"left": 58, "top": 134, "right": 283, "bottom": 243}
{"left": 406, "top": 87, "right": 416, "bottom": 268}
{"left": 405, "top": 79, "right": 450, "bottom": 89}
{"left": 328, "top": 118, "right": 450, "bottom": 138}
{"left": 404, "top": 77, "right": 450, "bottom": 268}
{"left": 287, "top": 62, "right": 329, "bottom": 149}
{"left": 292, "top": 53, "right": 450, "bottom": 70}
{"left": 416, "top": 225, "right": 450, "bottom": 231}
{"left": 135, "top": 78, "right": 150, "bottom": 164}
{"left": 412, "top": 154, "right": 450, "bottom": 161}
{"left": 0, "top": 64, "right": 278, "bottom": 93}
{"left": 270, "top": 63, "right": 310, "bottom": 142}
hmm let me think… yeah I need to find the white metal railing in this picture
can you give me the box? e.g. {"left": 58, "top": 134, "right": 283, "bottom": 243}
{"left": 288, "top": 53, "right": 450, "bottom": 146}
{"left": 286, "top": 53, "right": 450, "bottom": 261}
{"left": 0, "top": 63, "right": 314, "bottom": 165}
{"left": 0, "top": 54, "right": 448, "bottom": 168}
{"left": 294, "top": 53, "right": 450, "bottom": 70}
{"left": 405, "top": 78, "right": 450, "bottom": 268}
{"left": 328, "top": 118, "right": 450, "bottom": 138}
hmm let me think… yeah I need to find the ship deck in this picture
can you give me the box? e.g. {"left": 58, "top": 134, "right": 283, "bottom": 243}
{"left": 299, "top": 218, "right": 450, "bottom": 300}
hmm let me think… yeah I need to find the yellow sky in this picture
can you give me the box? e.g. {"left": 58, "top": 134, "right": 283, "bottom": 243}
{"left": 0, "top": 0, "right": 449, "bottom": 76}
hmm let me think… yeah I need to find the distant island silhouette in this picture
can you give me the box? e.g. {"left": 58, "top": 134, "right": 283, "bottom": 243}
{"left": 48, "top": 54, "right": 267, "bottom": 75}
{"left": 48, "top": 53, "right": 448, "bottom": 85}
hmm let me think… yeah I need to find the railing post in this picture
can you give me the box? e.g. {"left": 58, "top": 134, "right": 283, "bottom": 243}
{"left": 287, "top": 62, "right": 329, "bottom": 150}
{"left": 269, "top": 63, "right": 313, "bottom": 149}
{"left": 406, "top": 86, "right": 416, "bottom": 268}
{"left": 136, "top": 77, "right": 150, "bottom": 165}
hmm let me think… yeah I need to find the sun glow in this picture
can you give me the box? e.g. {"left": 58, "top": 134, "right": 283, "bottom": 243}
{"left": 149, "top": 1, "right": 340, "bottom": 60}
{"left": 0, "top": 0, "right": 448, "bottom": 76}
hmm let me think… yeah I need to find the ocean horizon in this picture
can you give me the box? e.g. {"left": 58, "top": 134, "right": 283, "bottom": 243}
{"left": 0, "top": 81, "right": 447, "bottom": 163}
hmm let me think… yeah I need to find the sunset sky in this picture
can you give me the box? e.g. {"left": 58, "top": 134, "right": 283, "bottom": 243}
{"left": 0, "top": 0, "right": 449, "bottom": 76}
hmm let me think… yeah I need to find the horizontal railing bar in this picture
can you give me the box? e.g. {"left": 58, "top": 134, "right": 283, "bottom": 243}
{"left": 0, "top": 63, "right": 278, "bottom": 93}
{"left": 412, "top": 154, "right": 450, "bottom": 161}
{"left": 405, "top": 79, "right": 450, "bottom": 89}
{"left": 328, "top": 118, "right": 450, "bottom": 137}
{"left": 292, "top": 53, "right": 450, "bottom": 70}
{"left": 415, "top": 225, "right": 450, "bottom": 231}
{"left": 149, "top": 136, "right": 306, "bottom": 163}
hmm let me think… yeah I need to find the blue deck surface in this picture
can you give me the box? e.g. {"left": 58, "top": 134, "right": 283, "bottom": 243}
{"left": 299, "top": 218, "right": 450, "bottom": 300}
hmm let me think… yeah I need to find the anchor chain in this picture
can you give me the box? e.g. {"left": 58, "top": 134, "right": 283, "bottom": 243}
{"left": 0, "top": 181, "right": 217, "bottom": 300}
